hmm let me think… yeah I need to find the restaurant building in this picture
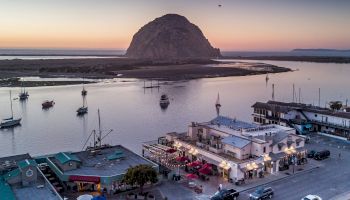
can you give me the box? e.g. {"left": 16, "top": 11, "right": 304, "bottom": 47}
{"left": 143, "top": 116, "right": 306, "bottom": 182}
{"left": 38, "top": 145, "right": 158, "bottom": 195}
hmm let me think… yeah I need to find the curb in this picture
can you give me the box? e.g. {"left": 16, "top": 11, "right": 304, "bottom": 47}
{"left": 238, "top": 165, "right": 320, "bottom": 193}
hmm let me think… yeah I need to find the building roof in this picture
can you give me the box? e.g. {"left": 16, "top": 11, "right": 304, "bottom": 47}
{"left": 18, "top": 159, "right": 37, "bottom": 169}
{"left": 209, "top": 116, "right": 257, "bottom": 131}
{"left": 221, "top": 135, "right": 251, "bottom": 149}
{"left": 0, "top": 177, "right": 15, "bottom": 200}
{"left": 55, "top": 152, "right": 81, "bottom": 164}
{"left": 253, "top": 101, "right": 350, "bottom": 119}
{"left": 50, "top": 145, "right": 157, "bottom": 178}
{"left": 3, "top": 168, "right": 21, "bottom": 181}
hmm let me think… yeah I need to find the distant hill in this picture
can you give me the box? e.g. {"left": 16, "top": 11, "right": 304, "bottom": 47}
{"left": 292, "top": 49, "right": 350, "bottom": 52}
{"left": 126, "top": 14, "right": 221, "bottom": 60}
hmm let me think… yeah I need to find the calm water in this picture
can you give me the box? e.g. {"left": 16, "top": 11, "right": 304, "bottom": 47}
{"left": 0, "top": 60, "right": 349, "bottom": 157}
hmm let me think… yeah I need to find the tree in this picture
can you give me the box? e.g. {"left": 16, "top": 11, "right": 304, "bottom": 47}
{"left": 122, "top": 164, "right": 158, "bottom": 194}
{"left": 329, "top": 101, "right": 343, "bottom": 111}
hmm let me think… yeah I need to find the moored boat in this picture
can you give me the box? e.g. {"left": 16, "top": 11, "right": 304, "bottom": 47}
{"left": 42, "top": 100, "right": 55, "bottom": 109}
{"left": 160, "top": 94, "right": 170, "bottom": 108}
{"left": 1, "top": 91, "right": 21, "bottom": 128}
{"left": 19, "top": 80, "right": 29, "bottom": 100}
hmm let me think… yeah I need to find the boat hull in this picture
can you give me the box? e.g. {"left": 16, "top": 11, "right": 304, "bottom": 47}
{"left": 0, "top": 118, "right": 21, "bottom": 128}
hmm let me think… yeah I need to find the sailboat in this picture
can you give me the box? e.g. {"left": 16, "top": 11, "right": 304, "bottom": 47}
{"left": 77, "top": 95, "right": 88, "bottom": 115}
{"left": 265, "top": 73, "right": 270, "bottom": 82}
{"left": 215, "top": 93, "right": 221, "bottom": 116}
{"left": 81, "top": 77, "right": 87, "bottom": 96}
{"left": 82, "top": 109, "right": 113, "bottom": 151}
{"left": 0, "top": 91, "right": 21, "bottom": 128}
{"left": 18, "top": 79, "right": 29, "bottom": 100}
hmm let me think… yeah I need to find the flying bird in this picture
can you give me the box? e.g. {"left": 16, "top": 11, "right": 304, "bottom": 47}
{"left": 218, "top": 4, "right": 222, "bottom": 7}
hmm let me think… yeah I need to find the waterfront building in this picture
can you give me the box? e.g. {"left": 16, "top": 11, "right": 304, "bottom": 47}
{"left": 143, "top": 115, "right": 305, "bottom": 182}
{"left": 37, "top": 145, "right": 158, "bottom": 196}
{"left": 252, "top": 101, "right": 350, "bottom": 139}
{"left": 0, "top": 154, "right": 62, "bottom": 200}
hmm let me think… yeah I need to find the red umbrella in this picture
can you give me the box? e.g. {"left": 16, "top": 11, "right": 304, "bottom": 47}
{"left": 176, "top": 156, "right": 189, "bottom": 162}
{"left": 199, "top": 166, "right": 212, "bottom": 175}
{"left": 166, "top": 148, "right": 177, "bottom": 154}
{"left": 187, "top": 160, "right": 202, "bottom": 167}
{"left": 186, "top": 173, "right": 199, "bottom": 179}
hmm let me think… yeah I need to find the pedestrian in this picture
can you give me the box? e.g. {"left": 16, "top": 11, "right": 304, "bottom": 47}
{"left": 219, "top": 184, "right": 223, "bottom": 191}
{"left": 339, "top": 152, "right": 341, "bottom": 159}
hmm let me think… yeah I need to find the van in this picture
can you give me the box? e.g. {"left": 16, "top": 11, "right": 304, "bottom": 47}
{"left": 314, "top": 150, "right": 330, "bottom": 160}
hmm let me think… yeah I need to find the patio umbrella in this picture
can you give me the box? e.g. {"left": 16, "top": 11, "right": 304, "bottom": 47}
{"left": 176, "top": 156, "right": 189, "bottom": 162}
{"left": 202, "top": 163, "right": 212, "bottom": 169}
{"left": 186, "top": 173, "right": 199, "bottom": 179}
{"left": 77, "top": 195, "right": 93, "bottom": 200}
{"left": 166, "top": 148, "right": 177, "bottom": 153}
{"left": 187, "top": 160, "right": 202, "bottom": 167}
{"left": 199, "top": 166, "right": 212, "bottom": 175}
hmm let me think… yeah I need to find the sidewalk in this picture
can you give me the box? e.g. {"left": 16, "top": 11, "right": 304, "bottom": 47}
{"left": 236, "top": 159, "right": 322, "bottom": 192}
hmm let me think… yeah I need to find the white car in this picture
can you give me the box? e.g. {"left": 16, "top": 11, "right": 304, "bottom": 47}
{"left": 302, "top": 195, "right": 322, "bottom": 200}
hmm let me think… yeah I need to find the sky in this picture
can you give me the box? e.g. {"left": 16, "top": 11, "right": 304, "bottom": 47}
{"left": 0, "top": 0, "right": 350, "bottom": 51}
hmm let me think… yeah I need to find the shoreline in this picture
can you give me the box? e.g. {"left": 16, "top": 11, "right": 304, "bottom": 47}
{"left": 224, "top": 56, "right": 350, "bottom": 63}
{"left": 0, "top": 58, "right": 291, "bottom": 87}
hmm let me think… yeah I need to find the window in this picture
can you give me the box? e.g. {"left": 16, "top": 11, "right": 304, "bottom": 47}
{"left": 315, "top": 114, "right": 317, "bottom": 117}
{"left": 263, "top": 147, "right": 266, "bottom": 153}
{"left": 278, "top": 146, "right": 282, "bottom": 151}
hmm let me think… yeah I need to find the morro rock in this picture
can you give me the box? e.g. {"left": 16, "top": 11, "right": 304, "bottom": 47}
{"left": 126, "top": 14, "right": 221, "bottom": 59}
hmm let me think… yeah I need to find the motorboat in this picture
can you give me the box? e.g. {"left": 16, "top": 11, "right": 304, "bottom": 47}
{"left": 42, "top": 100, "right": 55, "bottom": 109}
{"left": 160, "top": 94, "right": 170, "bottom": 108}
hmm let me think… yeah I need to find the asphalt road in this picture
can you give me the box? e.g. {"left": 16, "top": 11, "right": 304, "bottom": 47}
{"left": 239, "top": 134, "right": 350, "bottom": 200}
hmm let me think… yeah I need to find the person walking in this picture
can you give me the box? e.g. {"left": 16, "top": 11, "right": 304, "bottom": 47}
{"left": 339, "top": 152, "right": 341, "bottom": 160}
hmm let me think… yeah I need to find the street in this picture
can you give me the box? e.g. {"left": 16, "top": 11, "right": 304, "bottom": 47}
{"left": 239, "top": 134, "right": 350, "bottom": 200}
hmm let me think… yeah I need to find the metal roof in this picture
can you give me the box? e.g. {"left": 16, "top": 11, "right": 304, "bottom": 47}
{"left": 0, "top": 177, "right": 16, "bottom": 200}
{"left": 221, "top": 135, "right": 251, "bottom": 149}
{"left": 3, "top": 168, "right": 21, "bottom": 181}
{"left": 18, "top": 159, "right": 37, "bottom": 169}
{"left": 210, "top": 116, "right": 257, "bottom": 130}
{"left": 55, "top": 152, "right": 81, "bottom": 164}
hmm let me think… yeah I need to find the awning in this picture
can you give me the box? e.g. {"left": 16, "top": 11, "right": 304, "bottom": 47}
{"left": 69, "top": 175, "right": 100, "bottom": 183}
{"left": 199, "top": 166, "right": 212, "bottom": 175}
{"left": 186, "top": 173, "right": 199, "bottom": 179}
{"left": 187, "top": 160, "right": 202, "bottom": 167}
{"left": 175, "top": 156, "right": 189, "bottom": 162}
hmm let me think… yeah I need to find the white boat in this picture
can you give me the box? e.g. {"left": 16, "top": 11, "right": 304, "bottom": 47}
{"left": 1, "top": 91, "right": 21, "bottom": 128}
{"left": 160, "top": 94, "right": 170, "bottom": 108}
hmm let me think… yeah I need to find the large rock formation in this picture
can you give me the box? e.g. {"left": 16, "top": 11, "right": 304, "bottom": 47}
{"left": 126, "top": 14, "right": 221, "bottom": 60}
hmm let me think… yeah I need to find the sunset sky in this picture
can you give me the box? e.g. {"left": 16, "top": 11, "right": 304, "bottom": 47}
{"left": 1, "top": 0, "right": 350, "bottom": 51}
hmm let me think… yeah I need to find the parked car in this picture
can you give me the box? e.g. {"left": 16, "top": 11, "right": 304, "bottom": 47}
{"left": 314, "top": 150, "right": 330, "bottom": 160}
{"left": 249, "top": 187, "right": 273, "bottom": 200}
{"left": 210, "top": 188, "right": 240, "bottom": 200}
{"left": 301, "top": 194, "right": 322, "bottom": 200}
{"left": 307, "top": 150, "right": 316, "bottom": 158}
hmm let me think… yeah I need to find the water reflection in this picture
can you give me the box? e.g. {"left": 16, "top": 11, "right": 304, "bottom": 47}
{"left": 0, "top": 60, "right": 350, "bottom": 157}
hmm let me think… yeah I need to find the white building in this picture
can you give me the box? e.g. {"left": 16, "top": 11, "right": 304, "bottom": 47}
{"left": 152, "top": 116, "right": 306, "bottom": 181}
{"left": 252, "top": 101, "right": 350, "bottom": 139}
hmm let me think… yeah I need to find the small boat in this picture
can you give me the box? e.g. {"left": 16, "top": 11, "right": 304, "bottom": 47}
{"left": 19, "top": 80, "right": 29, "bottom": 100}
{"left": 1, "top": 91, "right": 21, "bottom": 128}
{"left": 42, "top": 100, "right": 55, "bottom": 109}
{"left": 160, "top": 94, "right": 170, "bottom": 108}
{"left": 77, "top": 107, "right": 88, "bottom": 115}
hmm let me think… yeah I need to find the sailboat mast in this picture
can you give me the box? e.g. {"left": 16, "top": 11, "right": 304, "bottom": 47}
{"left": 98, "top": 109, "right": 102, "bottom": 147}
{"left": 10, "top": 91, "right": 13, "bottom": 118}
